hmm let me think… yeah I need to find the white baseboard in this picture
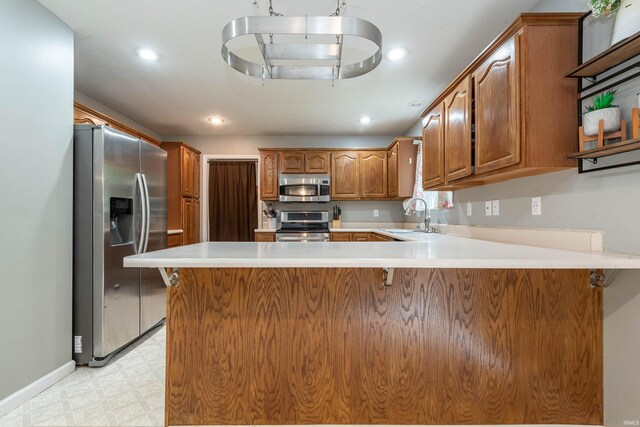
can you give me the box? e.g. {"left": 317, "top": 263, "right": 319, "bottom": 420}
{"left": 0, "top": 360, "right": 75, "bottom": 418}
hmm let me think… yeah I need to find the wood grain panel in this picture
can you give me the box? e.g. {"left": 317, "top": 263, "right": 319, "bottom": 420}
{"left": 330, "top": 152, "right": 359, "bottom": 199}
{"left": 444, "top": 76, "right": 473, "bottom": 182}
{"left": 473, "top": 34, "right": 521, "bottom": 174}
{"left": 422, "top": 105, "right": 445, "bottom": 189}
{"left": 259, "top": 152, "right": 279, "bottom": 200}
{"left": 166, "top": 268, "right": 602, "bottom": 426}
{"left": 280, "top": 152, "right": 304, "bottom": 174}
{"left": 304, "top": 152, "right": 329, "bottom": 174}
{"left": 359, "top": 151, "right": 387, "bottom": 198}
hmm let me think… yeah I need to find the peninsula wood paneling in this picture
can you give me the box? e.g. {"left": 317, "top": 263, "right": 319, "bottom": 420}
{"left": 166, "top": 268, "right": 603, "bottom": 426}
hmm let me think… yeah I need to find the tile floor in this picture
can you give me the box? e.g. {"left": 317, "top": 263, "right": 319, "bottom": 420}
{"left": 0, "top": 325, "right": 166, "bottom": 427}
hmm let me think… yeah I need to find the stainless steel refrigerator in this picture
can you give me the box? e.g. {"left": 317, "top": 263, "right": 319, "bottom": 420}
{"left": 73, "top": 125, "right": 167, "bottom": 366}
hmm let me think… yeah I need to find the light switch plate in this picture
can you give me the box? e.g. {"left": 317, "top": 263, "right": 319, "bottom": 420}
{"left": 466, "top": 201, "right": 472, "bottom": 216}
{"left": 532, "top": 197, "right": 542, "bottom": 216}
{"left": 373, "top": 209, "right": 379, "bottom": 218}
{"left": 485, "top": 201, "right": 492, "bottom": 216}
{"left": 492, "top": 200, "right": 500, "bottom": 216}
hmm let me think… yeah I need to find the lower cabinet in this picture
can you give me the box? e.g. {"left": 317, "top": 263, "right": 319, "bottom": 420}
{"left": 330, "top": 232, "right": 395, "bottom": 242}
{"left": 182, "top": 198, "right": 200, "bottom": 245}
{"left": 255, "top": 232, "right": 276, "bottom": 242}
{"left": 168, "top": 233, "right": 183, "bottom": 248}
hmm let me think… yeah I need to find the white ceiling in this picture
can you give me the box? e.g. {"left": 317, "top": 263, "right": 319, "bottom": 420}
{"left": 37, "top": 0, "right": 549, "bottom": 136}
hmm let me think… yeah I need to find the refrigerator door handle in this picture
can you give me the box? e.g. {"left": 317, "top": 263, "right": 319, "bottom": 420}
{"left": 141, "top": 173, "right": 151, "bottom": 253}
{"left": 134, "top": 172, "right": 147, "bottom": 255}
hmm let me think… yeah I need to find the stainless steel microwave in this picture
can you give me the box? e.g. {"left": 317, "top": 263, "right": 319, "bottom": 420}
{"left": 279, "top": 174, "right": 330, "bottom": 203}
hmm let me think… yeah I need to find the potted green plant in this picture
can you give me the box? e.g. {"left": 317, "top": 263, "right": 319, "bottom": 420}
{"left": 583, "top": 89, "right": 621, "bottom": 136}
{"left": 588, "top": 0, "right": 621, "bottom": 17}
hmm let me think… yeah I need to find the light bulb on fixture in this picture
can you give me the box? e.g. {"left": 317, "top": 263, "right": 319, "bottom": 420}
{"left": 208, "top": 117, "right": 225, "bottom": 126}
{"left": 386, "top": 47, "right": 408, "bottom": 61}
{"left": 360, "top": 116, "right": 371, "bottom": 124}
{"left": 135, "top": 48, "right": 159, "bottom": 61}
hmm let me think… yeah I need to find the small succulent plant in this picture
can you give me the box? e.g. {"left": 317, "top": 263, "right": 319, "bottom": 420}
{"left": 585, "top": 89, "right": 618, "bottom": 113}
{"left": 588, "top": 0, "right": 621, "bottom": 17}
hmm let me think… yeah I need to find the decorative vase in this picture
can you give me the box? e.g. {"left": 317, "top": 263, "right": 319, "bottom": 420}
{"left": 583, "top": 107, "right": 621, "bottom": 136}
{"left": 611, "top": 0, "right": 640, "bottom": 45}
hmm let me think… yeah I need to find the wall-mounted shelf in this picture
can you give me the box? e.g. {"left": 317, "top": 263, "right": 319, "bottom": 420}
{"left": 567, "top": 137, "right": 640, "bottom": 160}
{"left": 566, "top": 31, "right": 640, "bottom": 78}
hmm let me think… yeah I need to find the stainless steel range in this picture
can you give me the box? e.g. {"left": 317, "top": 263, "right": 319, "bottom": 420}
{"left": 276, "top": 211, "right": 330, "bottom": 242}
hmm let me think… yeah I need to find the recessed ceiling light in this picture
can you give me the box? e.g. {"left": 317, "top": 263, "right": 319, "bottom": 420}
{"left": 135, "top": 48, "right": 159, "bottom": 61}
{"left": 408, "top": 100, "right": 423, "bottom": 108}
{"left": 386, "top": 47, "right": 408, "bottom": 61}
{"left": 360, "top": 116, "right": 371, "bottom": 124}
{"left": 208, "top": 116, "right": 225, "bottom": 126}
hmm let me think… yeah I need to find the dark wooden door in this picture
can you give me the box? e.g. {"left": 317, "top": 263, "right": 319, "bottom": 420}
{"left": 473, "top": 34, "right": 520, "bottom": 174}
{"left": 444, "top": 76, "right": 473, "bottom": 181}
{"left": 422, "top": 104, "right": 445, "bottom": 189}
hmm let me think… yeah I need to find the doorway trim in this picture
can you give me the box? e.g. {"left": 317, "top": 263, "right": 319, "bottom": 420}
{"left": 200, "top": 154, "right": 261, "bottom": 242}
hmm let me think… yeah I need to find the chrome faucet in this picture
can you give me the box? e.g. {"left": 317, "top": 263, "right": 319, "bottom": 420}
{"left": 405, "top": 197, "right": 433, "bottom": 233}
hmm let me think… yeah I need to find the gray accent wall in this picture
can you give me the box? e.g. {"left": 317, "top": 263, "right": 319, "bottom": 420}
{"left": 0, "top": 0, "right": 74, "bottom": 400}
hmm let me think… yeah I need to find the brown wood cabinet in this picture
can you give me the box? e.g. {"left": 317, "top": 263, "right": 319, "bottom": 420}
{"left": 280, "top": 152, "right": 305, "bottom": 174}
{"left": 473, "top": 34, "right": 520, "bottom": 175}
{"left": 258, "top": 140, "right": 419, "bottom": 201}
{"left": 420, "top": 13, "right": 581, "bottom": 190}
{"left": 444, "top": 76, "right": 473, "bottom": 182}
{"left": 330, "top": 232, "right": 395, "bottom": 242}
{"left": 168, "top": 233, "right": 183, "bottom": 248}
{"left": 162, "top": 141, "right": 202, "bottom": 246}
{"left": 387, "top": 137, "right": 419, "bottom": 199}
{"left": 359, "top": 151, "right": 387, "bottom": 198}
{"left": 422, "top": 105, "right": 445, "bottom": 189}
{"left": 330, "top": 232, "right": 352, "bottom": 242}
{"left": 260, "top": 151, "right": 279, "bottom": 200}
{"left": 304, "top": 152, "right": 329, "bottom": 174}
{"left": 331, "top": 152, "right": 359, "bottom": 199}
{"left": 255, "top": 232, "right": 276, "bottom": 242}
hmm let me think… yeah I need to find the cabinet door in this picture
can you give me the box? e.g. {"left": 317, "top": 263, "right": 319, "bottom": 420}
{"left": 182, "top": 198, "right": 193, "bottom": 245}
{"left": 193, "top": 153, "right": 200, "bottom": 199}
{"left": 444, "top": 76, "right": 473, "bottom": 182}
{"left": 255, "top": 232, "right": 276, "bottom": 242}
{"left": 360, "top": 151, "right": 387, "bottom": 198}
{"left": 330, "top": 233, "right": 352, "bottom": 242}
{"left": 422, "top": 105, "right": 445, "bottom": 189}
{"left": 260, "top": 152, "right": 279, "bottom": 200}
{"left": 193, "top": 199, "right": 200, "bottom": 243}
{"left": 331, "top": 152, "right": 359, "bottom": 199}
{"left": 181, "top": 148, "right": 194, "bottom": 198}
{"left": 473, "top": 35, "right": 520, "bottom": 174}
{"left": 387, "top": 144, "right": 399, "bottom": 198}
{"left": 280, "top": 152, "right": 304, "bottom": 174}
{"left": 304, "top": 152, "right": 329, "bottom": 174}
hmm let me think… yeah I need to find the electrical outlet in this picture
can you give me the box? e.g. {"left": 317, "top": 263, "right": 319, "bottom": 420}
{"left": 532, "top": 197, "right": 542, "bottom": 216}
{"left": 373, "top": 209, "right": 379, "bottom": 218}
{"left": 466, "top": 201, "right": 472, "bottom": 216}
{"left": 492, "top": 200, "right": 500, "bottom": 216}
{"left": 485, "top": 201, "right": 493, "bottom": 216}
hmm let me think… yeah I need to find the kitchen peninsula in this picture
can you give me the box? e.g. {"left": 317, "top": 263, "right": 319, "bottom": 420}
{"left": 124, "top": 234, "right": 640, "bottom": 427}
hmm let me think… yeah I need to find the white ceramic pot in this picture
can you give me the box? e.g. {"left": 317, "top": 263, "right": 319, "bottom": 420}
{"left": 267, "top": 217, "right": 277, "bottom": 229}
{"left": 583, "top": 107, "right": 621, "bottom": 136}
{"left": 611, "top": 0, "right": 640, "bottom": 45}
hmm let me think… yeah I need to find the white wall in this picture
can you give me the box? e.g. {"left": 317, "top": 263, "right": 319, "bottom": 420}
{"left": 0, "top": 0, "right": 74, "bottom": 401}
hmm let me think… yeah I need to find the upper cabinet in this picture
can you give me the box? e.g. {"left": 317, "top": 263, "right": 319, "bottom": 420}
{"left": 304, "top": 152, "right": 329, "bottom": 174}
{"left": 258, "top": 140, "right": 419, "bottom": 201}
{"left": 389, "top": 138, "right": 419, "bottom": 199}
{"left": 260, "top": 151, "right": 279, "bottom": 200}
{"left": 359, "top": 151, "right": 387, "bottom": 198}
{"left": 422, "top": 105, "right": 445, "bottom": 189}
{"left": 331, "top": 152, "right": 359, "bottom": 199}
{"left": 280, "top": 152, "right": 305, "bottom": 174}
{"left": 473, "top": 34, "right": 520, "bottom": 175}
{"left": 420, "top": 13, "right": 581, "bottom": 190}
{"left": 444, "top": 76, "right": 473, "bottom": 182}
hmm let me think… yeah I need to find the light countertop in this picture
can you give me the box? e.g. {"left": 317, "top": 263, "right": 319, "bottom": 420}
{"left": 125, "top": 232, "right": 640, "bottom": 269}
